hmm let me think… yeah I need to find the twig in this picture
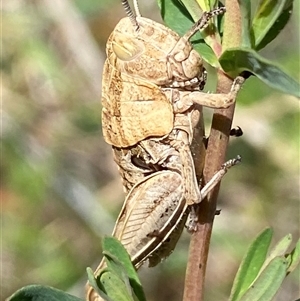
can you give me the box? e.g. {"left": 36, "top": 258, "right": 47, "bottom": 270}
{"left": 183, "top": 73, "right": 235, "bottom": 301}
{"left": 182, "top": 1, "right": 242, "bottom": 299}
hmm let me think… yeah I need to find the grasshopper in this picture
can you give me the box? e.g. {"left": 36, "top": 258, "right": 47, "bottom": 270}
{"left": 86, "top": 0, "right": 243, "bottom": 299}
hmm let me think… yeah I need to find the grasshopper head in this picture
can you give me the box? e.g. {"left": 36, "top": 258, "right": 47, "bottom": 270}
{"left": 107, "top": 17, "right": 205, "bottom": 91}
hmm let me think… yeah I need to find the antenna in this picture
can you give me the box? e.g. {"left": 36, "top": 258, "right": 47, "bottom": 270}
{"left": 133, "top": 0, "right": 141, "bottom": 17}
{"left": 121, "top": 0, "right": 139, "bottom": 30}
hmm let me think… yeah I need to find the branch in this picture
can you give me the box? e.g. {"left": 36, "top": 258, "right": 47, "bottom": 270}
{"left": 183, "top": 1, "right": 243, "bottom": 299}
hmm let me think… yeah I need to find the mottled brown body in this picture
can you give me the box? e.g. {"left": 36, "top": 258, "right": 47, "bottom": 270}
{"left": 86, "top": 3, "right": 243, "bottom": 300}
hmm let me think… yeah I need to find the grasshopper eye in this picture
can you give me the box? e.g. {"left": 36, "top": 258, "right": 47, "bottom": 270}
{"left": 112, "top": 34, "right": 143, "bottom": 61}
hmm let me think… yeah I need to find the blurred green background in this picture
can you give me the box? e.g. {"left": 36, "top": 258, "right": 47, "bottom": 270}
{"left": 2, "top": 0, "right": 299, "bottom": 300}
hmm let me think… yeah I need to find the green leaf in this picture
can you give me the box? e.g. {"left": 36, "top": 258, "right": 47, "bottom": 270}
{"left": 260, "top": 233, "right": 292, "bottom": 272}
{"left": 87, "top": 267, "right": 113, "bottom": 301}
{"left": 181, "top": 0, "right": 204, "bottom": 22}
{"left": 286, "top": 238, "right": 300, "bottom": 274}
{"left": 87, "top": 238, "right": 146, "bottom": 301}
{"left": 229, "top": 228, "right": 273, "bottom": 301}
{"left": 196, "top": 0, "right": 210, "bottom": 11}
{"left": 7, "top": 285, "right": 83, "bottom": 301}
{"left": 239, "top": 0, "right": 252, "bottom": 48}
{"left": 219, "top": 48, "right": 300, "bottom": 98}
{"left": 103, "top": 252, "right": 136, "bottom": 299}
{"left": 195, "top": 43, "right": 218, "bottom": 67}
{"left": 98, "top": 270, "right": 136, "bottom": 301}
{"left": 239, "top": 257, "right": 288, "bottom": 301}
{"left": 102, "top": 237, "right": 146, "bottom": 301}
{"left": 157, "top": 0, "right": 195, "bottom": 37}
{"left": 252, "top": 0, "right": 293, "bottom": 50}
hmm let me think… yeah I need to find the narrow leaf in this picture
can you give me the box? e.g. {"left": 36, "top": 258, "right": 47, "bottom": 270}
{"left": 196, "top": 0, "right": 210, "bottom": 11}
{"left": 252, "top": 0, "right": 293, "bottom": 50}
{"left": 239, "top": 257, "right": 288, "bottom": 301}
{"left": 260, "top": 233, "right": 292, "bottom": 272}
{"left": 157, "top": 0, "right": 195, "bottom": 37}
{"left": 87, "top": 267, "right": 114, "bottom": 301}
{"left": 256, "top": 2, "right": 293, "bottom": 51}
{"left": 181, "top": 0, "right": 203, "bottom": 22}
{"left": 229, "top": 228, "right": 273, "bottom": 301}
{"left": 195, "top": 44, "right": 218, "bottom": 66}
{"left": 102, "top": 237, "right": 146, "bottom": 301}
{"left": 7, "top": 285, "right": 83, "bottom": 301}
{"left": 103, "top": 251, "right": 135, "bottom": 299}
{"left": 286, "top": 239, "right": 300, "bottom": 274}
{"left": 99, "top": 270, "right": 135, "bottom": 301}
{"left": 239, "top": 0, "right": 252, "bottom": 48}
{"left": 220, "top": 48, "right": 300, "bottom": 98}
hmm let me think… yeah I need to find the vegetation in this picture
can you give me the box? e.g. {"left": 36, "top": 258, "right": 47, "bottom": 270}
{"left": 3, "top": 0, "right": 299, "bottom": 300}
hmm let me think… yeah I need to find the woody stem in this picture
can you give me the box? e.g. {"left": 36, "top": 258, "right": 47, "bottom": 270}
{"left": 182, "top": 72, "right": 235, "bottom": 301}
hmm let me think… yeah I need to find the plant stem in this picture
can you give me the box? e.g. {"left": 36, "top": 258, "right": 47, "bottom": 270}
{"left": 182, "top": 73, "right": 235, "bottom": 301}
{"left": 182, "top": 1, "right": 243, "bottom": 299}
{"left": 182, "top": 0, "right": 243, "bottom": 298}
